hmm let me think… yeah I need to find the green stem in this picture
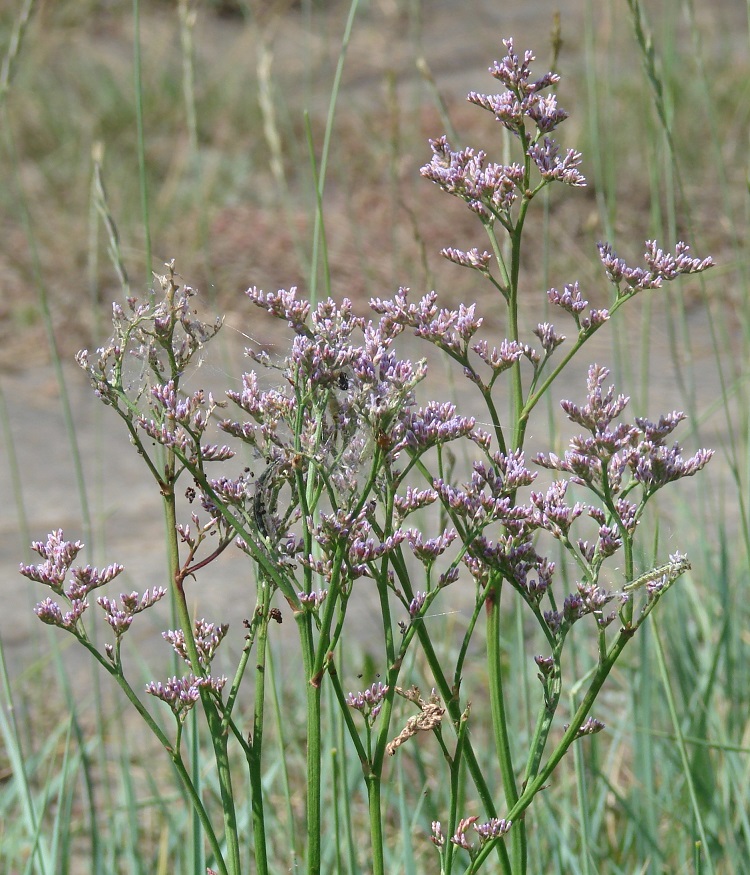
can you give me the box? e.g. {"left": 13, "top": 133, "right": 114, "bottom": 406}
{"left": 387, "top": 548, "right": 498, "bottom": 820}
{"left": 307, "top": 0, "right": 361, "bottom": 304}
{"left": 486, "top": 577, "right": 526, "bottom": 873}
{"left": 522, "top": 636, "right": 563, "bottom": 785}
{"left": 250, "top": 585, "right": 272, "bottom": 875}
{"left": 75, "top": 637, "right": 228, "bottom": 874}
{"left": 298, "top": 607, "right": 322, "bottom": 874}
{"left": 505, "top": 155, "right": 533, "bottom": 450}
{"left": 652, "top": 616, "right": 716, "bottom": 875}
{"left": 467, "top": 626, "right": 635, "bottom": 871}
{"left": 367, "top": 773, "right": 385, "bottom": 875}
{"left": 162, "top": 479, "right": 241, "bottom": 874}
{"left": 132, "top": 0, "right": 152, "bottom": 287}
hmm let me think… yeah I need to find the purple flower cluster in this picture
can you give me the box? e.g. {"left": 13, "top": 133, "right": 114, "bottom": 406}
{"left": 297, "top": 589, "right": 328, "bottom": 608}
{"left": 371, "top": 287, "right": 483, "bottom": 357}
{"left": 440, "top": 247, "right": 493, "bottom": 273}
{"left": 420, "top": 38, "right": 584, "bottom": 226}
{"left": 222, "top": 290, "right": 442, "bottom": 475}
{"left": 421, "top": 137, "right": 525, "bottom": 220}
{"left": 138, "top": 381, "right": 234, "bottom": 463}
{"left": 346, "top": 681, "right": 390, "bottom": 724}
{"left": 526, "top": 138, "right": 585, "bottom": 187}
{"left": 536, "top": 364, "right": 714, "bottom": 499}
{"left": 436, "top": 813, "right": 512, "bottom": 852}
{"left": 18, "top": 35, "right": 719, "bottom": 875}
{"left": 98, "top": 589, "right": 167, "bottom": 639}
{"left": 547, "top": 282, "right": 611, "bottom": 336}
{"left": 20, "top": 530, "right": 128, "bottom": 635}
{"left": 598, "top": 240, "right": 714, "bottom": 295}
{"left": 405, "top": 528, "right": 457, "bottom": 566}
{"left": 164, "top": 618, "right": 229, "bottom": 671}
{"left": 145, "top": 673, "right": 226, "bottom": 722}
{"left": 77, "top": 264, "right": 222, "bottom": 410}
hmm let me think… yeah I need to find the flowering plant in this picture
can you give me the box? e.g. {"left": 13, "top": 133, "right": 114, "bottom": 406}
{"left": 21, "top": 38, "right": 713, "bottom": 875}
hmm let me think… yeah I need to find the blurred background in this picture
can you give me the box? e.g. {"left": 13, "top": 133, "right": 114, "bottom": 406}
{"left": 1, "top": 0, "right": 748, "bottom": 871}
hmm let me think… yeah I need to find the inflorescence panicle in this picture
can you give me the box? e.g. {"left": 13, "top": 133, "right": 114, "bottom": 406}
{"left": 20, "top": 33, "right": 717, "bottom": 875}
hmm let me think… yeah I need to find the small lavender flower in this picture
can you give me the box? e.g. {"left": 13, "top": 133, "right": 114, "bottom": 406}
{"left": 97, "top": 588, "right": 167, "bottom": 637}
{"left": 405, "top": 528, "right": 457, "bottom": 564}
{"left": 164, "top": 619, "right": 229, "bottom": 671}
{"left": 19, "top": 529, "right": 85, "bottom": 592}
{"left": 643, "top": 240, "right": 714, "bottom": 279}
{"left": 488, "top": 38, "right": 559, "bottom": 93}
{"left": 597, "top": 239, "right": 713, "bottom": 296}
{"left": 530, "top": 480, "right": 584, "bottom": 538}
{"left": 371, "top": 288, "right": 485, "bottom": 357}
{"left": 533, "top": 322, "right": 566, "bottom": 353}
{"left": 441, "top": 247, "right": 493, "bottom": 272}
{"left": 546, "top": 283, "right": 611, "bottom": 336}
{"left": 562, "top": 591, "right": 585, "bottom": 623}
{"left": 346, "top": 681, "right": 390, "bottom": 710}
{"left": 22, "top": 532, "right": 128, "bottom": 636}
{"left": 245, "top": 285, "right": 310, "bottom": 333}
{"left": 298, "top": 589, "right": 328, "bottom": 608}
{"left": 209, "top": 474, "right": 251, "bottom": 506}
{"left": 467, "top": 89, "right": 524, "bottom": 128}
{"left": 466, "top": 452, "right": 537, "bottom": 512}
{"left": 347, "top": 681, "right": 390, "bottom": 724}
{"left": 527, "top": 93, "right": 568, "bottom": 132}
{"left": 434, "top": 479, "right": 484, "bottom": 522}
{"left": 527, "top": 138, "right": 586, "bottom": 187}
{"left": 349, "top": 529, "right": 407, "bottom": 571}
{"left": 137, "top": 382, "right": 232, "bottom": 462}
{"left": 548, "top": 281, "right": 588, "bottom": 315}
{"left": 145, "top": 673, "right": 226, "bottom": 721}
{"left": 299, "top": 554, "right": 333, "bottom": 584}
{"left": 592, "top": 522, "right": 623, "bottom": 558}
{"left": 635, "top": 410, "right": 686, "bottom": 442}
{"left": 34, "top": 596, "right": 88, "bottom": 632}
{"left": 409, "top": 591, "right": 427, "bottom": 617}
{"left": 419, "top": 137, "right": 523, "bottom": 219}
{"left": 627, "top": 440, "right": 714, "bottom": 493}
{"left": 430, "top": 821, "right": 445, "bottom": 848}
{"left": 544, "top": 609, "right": 563, "bottom": 635}
{"left": 562, "top": 364, "right": 630, "bottom": 432}
{"left": 399, "top": 401, "right": 477, "bottom": 450}
{"left": 393, "top": 486, "right": 438, "bottom": 519}
{"left": 439, "top": 566, "right": 461, "bottom": 587}
{"left": 68, "top": 563, "right": 125, "bottom": 598}
{"left": 475, "top": 38, "right": 563, "bottom": 134}
{"left": 537, "top": 365, "right": 714, "bottom": 506}
{"left": 525, "top": 557, "right": 555, "bottom": 601}
{"left": 472, "top": 338, "right": 525, "bottom": 373}
{"left": 580, "top": 308, "right": 611, "bottom": 332}
{"left": 474, "top": 817, "right": 513, "bottom": 842}
{"left": 451, "top": 816, "right": 479, "bottom": 851}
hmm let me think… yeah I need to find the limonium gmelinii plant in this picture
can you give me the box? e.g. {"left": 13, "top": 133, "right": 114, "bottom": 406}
{"left": 22, "top": 37, "right": 715, "bottom": 875}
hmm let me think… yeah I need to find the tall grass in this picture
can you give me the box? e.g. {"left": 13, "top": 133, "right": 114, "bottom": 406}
{"left": 1, "top": 0, "right": 748, "bottom": 873}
